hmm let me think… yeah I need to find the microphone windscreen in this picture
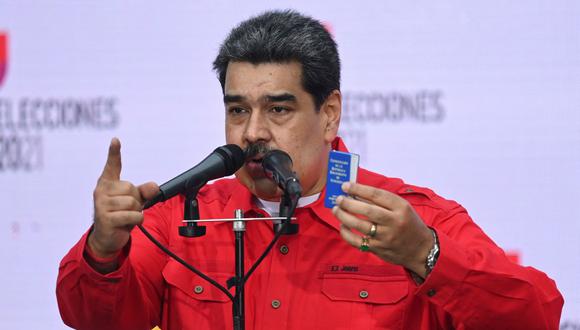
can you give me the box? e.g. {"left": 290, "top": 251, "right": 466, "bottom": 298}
{"left": 215, "top": 144, "right": 245, "bottom": 175}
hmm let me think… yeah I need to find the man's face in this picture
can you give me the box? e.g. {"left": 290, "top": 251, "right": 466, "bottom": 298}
{"left": 224, "top": 61, "right": 339, "bottom": 201}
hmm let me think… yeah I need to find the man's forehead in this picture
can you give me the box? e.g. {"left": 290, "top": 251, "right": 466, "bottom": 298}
{"left": 223, "top": 61, "right": 307, "bottom": 104}
{"left": 225, "top": 61, "right": 302, "bottom": 84}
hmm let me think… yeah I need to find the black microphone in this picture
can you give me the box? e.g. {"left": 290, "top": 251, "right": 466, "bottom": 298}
{"left": 143, "top": 144, "right": 245, "bottom": 209}
{"left": 262, "top": 150, "right": 302, "bottom": 198}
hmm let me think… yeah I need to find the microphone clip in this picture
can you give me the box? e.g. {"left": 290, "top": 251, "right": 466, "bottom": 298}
{"left": 178, "top": 189, "right": 207, "bottom": 238}
{"left": 273, "top": 190, "right": 299, "bottom": 235}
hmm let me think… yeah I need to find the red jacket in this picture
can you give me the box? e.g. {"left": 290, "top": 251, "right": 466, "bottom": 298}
{"left": 57, "top": 139, "right": 563, "bottom": 330}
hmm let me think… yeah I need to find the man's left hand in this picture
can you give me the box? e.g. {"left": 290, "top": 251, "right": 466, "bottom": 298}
{"left": 332, "top": 182, "right": 434, "bottom": 278}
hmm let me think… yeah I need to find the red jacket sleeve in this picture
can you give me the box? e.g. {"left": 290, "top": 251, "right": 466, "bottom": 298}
{"left": 415, "top": 202, "right": 564, "bottom": 329}
{"left": 56, "top": 206, "right": 171, "bottom": 330}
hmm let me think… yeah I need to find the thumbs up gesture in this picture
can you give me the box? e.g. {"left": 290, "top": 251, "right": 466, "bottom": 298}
{"left": 88, "top": 138, "right": 160, "bottom": 258}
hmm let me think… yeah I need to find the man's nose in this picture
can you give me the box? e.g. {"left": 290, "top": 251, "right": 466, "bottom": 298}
{"left": 243, "top": 110, "right": 271, "bottom": 143}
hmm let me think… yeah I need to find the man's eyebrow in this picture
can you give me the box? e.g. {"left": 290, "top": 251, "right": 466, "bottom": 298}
{"left": 223, "top": 94, "right": 244, "bottom": 103}
{"left": 224, "top": 93, "right": 297, "bottom": 104}
{"left": 264, "top": 93, "right": 297, "bottom": 103}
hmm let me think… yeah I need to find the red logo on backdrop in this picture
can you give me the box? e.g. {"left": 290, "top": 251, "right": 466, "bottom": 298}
{"left": 0, "top": 32, "right": 7, "bottom": 87}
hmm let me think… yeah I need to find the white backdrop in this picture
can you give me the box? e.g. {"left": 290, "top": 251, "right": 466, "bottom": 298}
{"left": 1, "top": 1, "right": 579, "bottom": 329}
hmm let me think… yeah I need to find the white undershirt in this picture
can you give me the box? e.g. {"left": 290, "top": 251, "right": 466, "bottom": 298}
{"left": 256, "top": 193, "right": 321, "bottom": 218}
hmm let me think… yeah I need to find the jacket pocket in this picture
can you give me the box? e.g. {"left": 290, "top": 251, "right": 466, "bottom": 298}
{"left": 161, "top": 259, "right": 233, "bottom": 329}
{"left": 162, "top": 259, "right": 231, "bottom": 303}
{"left": 321, "top": 273, "right": 409, "bottom": 305}
{"left": 317, "top": 266, "right": 410, "bottom": 329}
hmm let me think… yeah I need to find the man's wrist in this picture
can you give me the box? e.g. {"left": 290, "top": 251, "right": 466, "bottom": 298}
{"left": 408, "top": 227, "right": 440, "bottom": 283}
{"left": 424, "top": 227, "right": 440, "bottom": 276}
{"left": 87, "top": 226, "right": 122, "bottom": 259}
{"left": 85, "top": 230, "right": 123, "bottom": 274}
{"left": 84, "top": 241, "right": 121, "bottom": 274}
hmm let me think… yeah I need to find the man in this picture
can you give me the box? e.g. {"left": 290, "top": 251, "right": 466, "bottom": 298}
{"left": 57, "top": 10, "right": 563, "bottom": 330}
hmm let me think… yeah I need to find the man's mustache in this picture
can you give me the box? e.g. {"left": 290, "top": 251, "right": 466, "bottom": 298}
{"left": 244, "top": 142, "right": 273, "bottom": 161}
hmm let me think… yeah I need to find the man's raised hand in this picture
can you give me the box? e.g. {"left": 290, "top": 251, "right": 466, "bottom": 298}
{"left": 88, "top": 138, "right": 159, "bottom": 258}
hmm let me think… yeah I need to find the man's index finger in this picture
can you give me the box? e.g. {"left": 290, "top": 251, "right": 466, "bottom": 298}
{"left": 100, "top": 137, "right": 122, "bottom": 181}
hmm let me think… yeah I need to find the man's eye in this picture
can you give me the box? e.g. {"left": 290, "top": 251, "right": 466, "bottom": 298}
{"left": 228, "top": 107, "right": 247, "bottom": 115}
{"left": 271, "top": 106, "right": 288, "bottom": 114}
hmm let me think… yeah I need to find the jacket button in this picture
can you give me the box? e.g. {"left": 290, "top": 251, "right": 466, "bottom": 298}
{"left": 194, "top": 285, "right": 204, "bottom": 294}
{"left": 427, "top": 289, "right": 436, "bottom": 297}
{"left": 279, "top": 245, "right": 289, "bottom": 255}
{"left": 271, "top": 299, "right": 281, "bottom": 309}
{"left": 359, "top": 290, "right": 369, "bottom": 299}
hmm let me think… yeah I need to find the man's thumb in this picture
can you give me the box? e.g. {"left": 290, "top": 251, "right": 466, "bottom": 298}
{"left": 138, "top": 182, "right": 160, "bottom": 203}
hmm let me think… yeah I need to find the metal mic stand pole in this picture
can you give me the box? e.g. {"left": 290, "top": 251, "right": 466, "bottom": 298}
{"left": 232, "top": 209, "right": 245, "bottom": 330}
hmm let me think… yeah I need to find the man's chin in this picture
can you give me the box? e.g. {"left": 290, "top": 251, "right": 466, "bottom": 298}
{"left": 238, "top": 175, "right": 281, "bottom": 201}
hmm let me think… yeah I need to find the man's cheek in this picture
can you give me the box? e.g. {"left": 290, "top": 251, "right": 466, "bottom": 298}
{"left": 225, "top": 125, "right": 241, "bottom": 140}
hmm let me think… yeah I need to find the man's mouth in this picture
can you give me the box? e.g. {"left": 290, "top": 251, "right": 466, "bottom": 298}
{"left": 247, "top": 155, "right": 264, "bottom": 165}
{"left": 244, "top": 155, "right": 266, "bottom": 177}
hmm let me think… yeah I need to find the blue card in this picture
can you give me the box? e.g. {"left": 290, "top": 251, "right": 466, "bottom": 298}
{"left": 324, "top": 150, "right": 360, "bottom": 208}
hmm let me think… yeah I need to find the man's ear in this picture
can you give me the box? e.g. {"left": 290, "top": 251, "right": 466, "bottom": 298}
{"left": 321, "top": 90, "right": 342, "bottom": 143}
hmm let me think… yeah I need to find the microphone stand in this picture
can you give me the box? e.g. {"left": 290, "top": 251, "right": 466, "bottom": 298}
{"left": 230, "top": 192, "right": 299, "bottom": 330}
{"left": 145, "top": 182, "right": 298, "bottom": 330}
{"left": 231, "top": 209, "right": 245, "bottom": 330}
